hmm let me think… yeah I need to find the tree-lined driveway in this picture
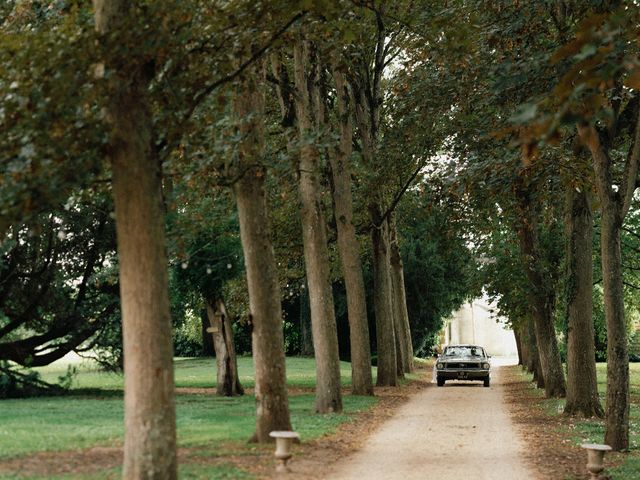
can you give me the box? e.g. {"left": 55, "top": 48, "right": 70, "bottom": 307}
{"left": 329, "top": 359, "right": 535, "bottom": 480}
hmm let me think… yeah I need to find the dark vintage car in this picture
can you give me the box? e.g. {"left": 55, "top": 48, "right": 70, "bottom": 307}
{"left": 435, "top": 344, "right": 491, "bottom": 387}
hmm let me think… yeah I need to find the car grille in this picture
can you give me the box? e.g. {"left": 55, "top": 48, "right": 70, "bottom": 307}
{"left": 446, "top": 363, "right": 481, "bottom": 369}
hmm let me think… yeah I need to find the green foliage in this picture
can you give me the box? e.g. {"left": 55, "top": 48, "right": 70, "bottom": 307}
{"left": 0, "top": 361, "right": 65, "bottom": 399}
{"left": 0, "top": 1, "right": 106, "bottom": 234}
{"left": 397, "top": 188, "right": 477, "bottom": 355}
{"left": 0, "top": 194, "right": 121, "bottom": 370}
{"left": 166, "top": 188, "right": 244, "bottom": 357}
{"left": 172, "top": 309, "right": 204, "bottom": 357}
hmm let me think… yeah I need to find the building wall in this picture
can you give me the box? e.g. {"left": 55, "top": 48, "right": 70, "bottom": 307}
{"left": 442, "top": 296, "right": 518, "bottom": 357}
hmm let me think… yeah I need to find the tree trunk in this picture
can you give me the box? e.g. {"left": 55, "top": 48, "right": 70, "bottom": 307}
{"left": 348, "top": 35, "right": 401, "bottom": 386}
{"left": 112, "top": 139, "right": 177, "bottom": 480}
{"left": 563, "top": 190, "right": 603, "bottom": 418}
{"left": 578, "top": 123, "right": 634, "bottom": 450}
{"left": 201, "top": 310, "right": 215, "bottom": 357}
{"left": 370, "top": 209, "right": 397, "bottom": 387}
{"left": 93, "top": 2, "right": 177, "bottom": 478}
{"left": 393, "top": 314, "right": 406, "bottom": 378}
{"left": 528, "top": 317, "right": 545, "bottom": 390}
{"left": 518, "top": 236, "right": 566, "bottom": 398}
{"left": 517, "top": 325, "right": 528, "bottom": 370}
{"left": 294, "top": 37, "right": 342, "bottom": 413}
{"left": 232, "top": 64, "right": 291, "bottom": 442}
{"left": 327, "top": 64, "right": 373, "bottom": 396}
{"left": 206, "top": 298, "right": 244, "bottom": 397}
{"left": 519, "top": 322, "right": 533, "bottom": 372}
{"left": 234, "top": 167, "right": 292, "bottom": 441}
{"left": 599, "top": 205, "right": 630, "bottom": 447}
{"left": 299, "top": 282, "right": 314, "bottom": 357}
{"left": 514, "top": 324, "right": 523, "bottom": 367}
{"left": 389, "top": 215, "right": 414, "bottom": 374}
{"left": 351, "top": 72, "right": 396, "bottom": 386}
{"left": 514, "top": 177, "right": 566, "bottom": 398}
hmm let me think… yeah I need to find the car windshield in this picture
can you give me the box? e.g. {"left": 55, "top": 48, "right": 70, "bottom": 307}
{"left": 444, "top": 346, "right": 484, "bottom": 357}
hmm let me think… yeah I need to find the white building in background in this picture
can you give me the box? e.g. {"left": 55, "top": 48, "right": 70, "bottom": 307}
{"left": 441, "top": 295, "right": 518, "bottom": 357}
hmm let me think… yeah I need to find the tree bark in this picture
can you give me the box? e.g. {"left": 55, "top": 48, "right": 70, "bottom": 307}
{"left": 232, "top": 64, "right": 292, "bottom": 442}
{"left": 563, "top": 189, "right": 603, "bottom": 417}
{"left": 599, "top": 203, "right": 630, "bottom": 446}
{"left": 327, "top": 64, "right": 373, "bottom": 396}
{"left": 393, "top": 313, "right": 406, "bottom": 378}
{"left": 514, "top": 324, "right": 524, "bottom": 367}
{"left": 351, "top": 75, "right": 397, "bottom": 387}
{"left": 93, "top": 2, "right": 177, "bottom": 478}
{"left": 527, "top": 316, "right": 545, "bottom": 390}
{"left": 578, "top": 122, "right": 636, "bottom": 450}
{"left": 201, "top": 310, "right": 215, "bottom": 357}
{"left": 206, "top": 298, "right": 244, "bottom": 397}
{"left": 299, "top": 283, "right": 314, "bottom": 357}
{"left": 389, "top": 215, "right": 414, "bottom": 374}
{"left": 515, "top": 175, "right": 566, "bottom": 398}
{"left": 346, "top": 12, "right": 401, "bottom": 387}
{"left": 519, "top": 322, "right": 533, "bottom": 372}
{"left": 370, "top": 210, "right": 397, "bottom": 386}
{"left": 111, "top": 72, "right": 177, "bottom": 480}
{"left": 293, "top": 37, "right": 342, "bottom": 413}
{"left": 517, "top": 226, "right": 565, "bottom": 397}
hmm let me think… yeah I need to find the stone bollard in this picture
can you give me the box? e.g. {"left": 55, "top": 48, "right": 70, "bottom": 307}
{"left": 269, "top": 431, "right": 300, "bottom": 474}
{"left": 581, "top": 443, "right": 612, "bottom": 480}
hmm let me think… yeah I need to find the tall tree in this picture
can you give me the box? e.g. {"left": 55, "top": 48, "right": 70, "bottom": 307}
{"left": 513, "top": 169, "right": 566, "bottom": 398}
{"left": 563, "top": 187, "right": 603, "bottom": 417}
{"left": 389, "top": 213, "right": 414, "bottom": 373}
{"left": 578, "top": 118, "right": 639, "bottom": 448}
{"left": 293, "top": 34, "right": 343, "bottom": 413}
{"left": 532, "top": 6, "right": 640, "bottom": 448}
{"left": 348, "top": 3, "right": 398, "bottom": 387}
{"left": 93, "top": 1, "right": 177, "bottom": 477}
{"left": 369, "top": 214, "right": 397, "bottom": 386}
{"left": 328, "top": 63, "right": 374, "bottom": 395}
{"left": 231, "top": 62, "right": 293, "bottom": 440}
{"left": 167, "top": 219, "right": 245, "bottom": 397}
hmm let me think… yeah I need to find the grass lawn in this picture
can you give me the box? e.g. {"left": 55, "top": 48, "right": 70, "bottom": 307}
{"left": 541, "top": 362, "right": 640, "bottom": 479}
{"left": 33, "top": 356, "right": 358, "bottom": 391}
{"left": 0, "top": 357, "right": 378, "bottom": 479}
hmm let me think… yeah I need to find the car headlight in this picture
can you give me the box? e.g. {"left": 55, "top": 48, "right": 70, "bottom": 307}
{"left": 483, "top": 363, "right": 490, "bottom": 369}
{"left": 437, "top": 362, "right": 444, "bottom": 369}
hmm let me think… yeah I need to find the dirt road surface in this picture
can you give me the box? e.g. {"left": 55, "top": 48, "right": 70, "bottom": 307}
{"left": 327, "top": 359, "right": 536, "bottom": 480}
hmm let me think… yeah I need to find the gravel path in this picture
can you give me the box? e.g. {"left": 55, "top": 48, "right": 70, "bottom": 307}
{"left": 328, "top": 359, "right": 536, "bottom": 480}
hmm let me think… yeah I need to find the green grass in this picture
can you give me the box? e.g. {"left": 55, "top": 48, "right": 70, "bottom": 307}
{"left": 1, "top": 356, "right": 378, "bottom": 479}
{"left": 0, "top": 469, "right": 122, "bottom": 480}
{"left": 573, "top": 363, "right": 640, "bottom": 480}
{"left": 0, "top": 392, "right": 375, "bottom": 459}
{"left": 0, "top": 395, "right": 124, "bottom": 458}
{"left": 537, "top": 362, "right": 640, "bottom": 479}
{"left": 33, "top": 356, "right": 360, "bottom": 390}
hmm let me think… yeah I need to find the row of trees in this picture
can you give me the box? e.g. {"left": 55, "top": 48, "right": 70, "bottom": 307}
{"left": 432, "top": 0, "right": 640, "bottom": 453}
{"left": 1, "top": 1, "right": 476, "bottom": 477}
{"left": 2, "top": 0, "right": 639, "bottom": 477}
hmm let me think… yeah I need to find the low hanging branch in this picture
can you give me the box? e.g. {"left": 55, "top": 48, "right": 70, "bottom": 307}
{"left": 0, "top": 362, "right": 65, "bottom": 398}
{"left": 158, "top": 11, "right": 307, "bottom": 156}
{"left": 378, "top": 162, "right": 425, "bottom": 226}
